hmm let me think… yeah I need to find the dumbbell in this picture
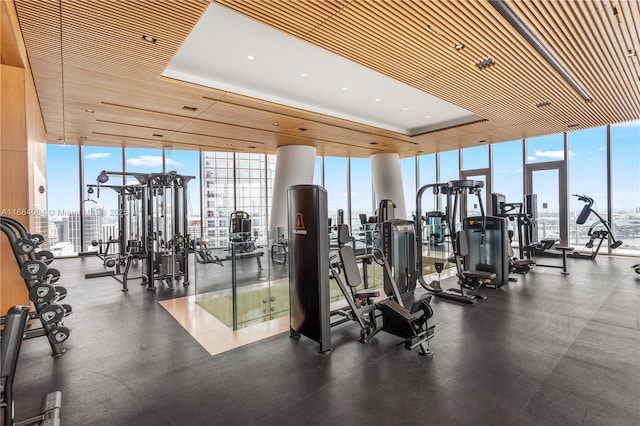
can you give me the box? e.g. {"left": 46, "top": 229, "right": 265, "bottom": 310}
{"left": 29, "top": 283, "right": 57, "bottom": 304}
{"left": 30, "top": 233, "right": 45, "bottom": 247}
{"left": 20, "top": 260, "right": 48, "bottom": 281}
{"left": 55, "top": 285, "right": 67, "bottom": 301}
{"left": 47, "top": 325, "right": 71, "bottom": 344}
{"left": 35, "top": 249, "right": 54, "bottom": 265}
{"left": 44, "top": 268, "right": 61, "bottom": 284}
{"left": 39, "top": 303, "right": 66, "bottom": 325}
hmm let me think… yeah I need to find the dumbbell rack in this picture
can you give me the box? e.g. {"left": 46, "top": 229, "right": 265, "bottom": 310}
{"left": 0, "top": 216, "right": 72, "bottom": 357}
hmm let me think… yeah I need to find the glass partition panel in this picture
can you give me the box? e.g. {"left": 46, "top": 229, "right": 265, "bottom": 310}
{"left": 568, "top": 127, "right": 608, "bottom": 248}
{"left": 46, "top": 144, "right": 80, "bottom": 256}
{"left": 611, "top": 121, "right": 640, "bottom": 256}
{"left": 313, "top": 156, "right": 323, "bottom": 186}
{"left": 202, "top": 152, "right": 234, "bottom": 247}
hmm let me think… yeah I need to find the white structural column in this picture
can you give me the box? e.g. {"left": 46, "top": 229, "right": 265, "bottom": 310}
{"left": 371, "top": 153, "right": 407, "bottom": 219}
{"left": 270, "top": 145, "right": 317, "bottom": 238}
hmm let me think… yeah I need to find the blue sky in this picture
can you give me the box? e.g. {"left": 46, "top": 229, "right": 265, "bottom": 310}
{"left": 47, "top": 121, "right": 639, "bottom": 222}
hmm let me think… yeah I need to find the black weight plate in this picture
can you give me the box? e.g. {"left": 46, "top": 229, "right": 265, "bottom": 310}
{"left": 29, "top": 283, "right": 56, "bottom": 304}
{"left": 39, "top": 304, "right": 65, "bottom": 325}
{"left": 16, "top": 238, "right": 35, "bottom": 254}
{"left": 46, "top": 268, "right": 61, "bottom": 284}
{"left": 61, "top": 303, "right": 73, "bottom": 315}
{"left": 30, "top": 233, "right": 45, "bottom": 246}
{"left": 55, "top": 285, "right": 67, "bottom": 301}
{"left": 37, "top": 250, "right": 54, "bottom": 264}
{"left": 47, "top": 326, "right": 71, "bottom": 344}
{"left": 20, "top": 260, "right": 48, "bottom": 281}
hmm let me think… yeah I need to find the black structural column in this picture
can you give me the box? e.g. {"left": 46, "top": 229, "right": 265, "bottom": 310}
{"left": 287, "top": 184, "right": 331, "bottom": 353}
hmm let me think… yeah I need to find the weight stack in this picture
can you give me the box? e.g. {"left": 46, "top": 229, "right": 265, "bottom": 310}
{"left": 287, "top": 185, "right": 331, "bottom": 353}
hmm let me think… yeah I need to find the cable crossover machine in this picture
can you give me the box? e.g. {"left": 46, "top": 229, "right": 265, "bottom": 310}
{"left": 87, "top": 170, "right": 194, "bottom": 291}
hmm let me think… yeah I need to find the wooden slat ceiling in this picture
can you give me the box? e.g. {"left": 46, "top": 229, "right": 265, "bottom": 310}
{"left": 13, "top": 0, "right": 640, "bottom": 158}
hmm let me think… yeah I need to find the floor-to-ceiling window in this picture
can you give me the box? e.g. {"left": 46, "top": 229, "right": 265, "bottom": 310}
{"left": 165, "top": 149, "right": 202, "bottom": 240}
{"left": 82, "top": 146, "right": 123, "bottom": 253}
{"left": 610, "top": 120, "right": 640, "bottom": 256}
{"left": 324, "top": 156, "right": 348, "bottom": 227}
{"left": 46, "top": 144, "right": 80, "bottom": 255}
{"left": 438, "top": 149, "right": 459, "bottom": 183}
{"left": 349, "top": 157, "right": 373, "bottom": 230}
{"left": 401, "top": 157, "right": 417, "bottom": 220}
{"left": 492, "top": 139, "right": 524, "bottom": 245}
{"left": 568, "top": 127, "right": 608, "bottom": 248}
{"left": 235, "top": 153, "right": 270, "bottom": 245}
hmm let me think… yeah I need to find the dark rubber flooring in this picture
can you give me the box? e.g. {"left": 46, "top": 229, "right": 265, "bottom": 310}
{"left": 10, "top": 255, "right": 640, "bottom": 425}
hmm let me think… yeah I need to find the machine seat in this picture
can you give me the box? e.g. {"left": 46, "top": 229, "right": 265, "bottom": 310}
{"left": 463, "top": 270, "right": 496, "bottom": 281}
{"left": 513, "top": 259, "right": 535, "bottom": 266}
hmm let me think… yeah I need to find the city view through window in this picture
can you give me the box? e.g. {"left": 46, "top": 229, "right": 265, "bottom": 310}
{"left": 45, "top": 121, "right": 639, "bottom": 258}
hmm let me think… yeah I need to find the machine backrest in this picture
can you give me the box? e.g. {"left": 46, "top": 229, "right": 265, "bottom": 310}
{"left": 1, "top": 305, "right": 29, "bottom": 380}
{"left": 455, "top": 230, "right": 470, "bottom": 257}
{"left": 576, "top": 204, "right": 591, "bottom": 225}
{"left": 336, "top": 224, "right": 362, "bottom": 288}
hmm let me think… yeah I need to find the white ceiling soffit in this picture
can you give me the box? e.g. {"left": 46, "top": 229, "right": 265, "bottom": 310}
{"left": 163, "top": 3, "right": 482, "bottom": 136}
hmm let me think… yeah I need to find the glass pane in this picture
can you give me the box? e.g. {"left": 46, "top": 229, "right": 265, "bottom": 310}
{"left": 568, "top": 127, "right": 608, "bottom": 248}
{"left": 46, "top": 144, "right": 80, "bottom": 256}
{"left": 526, "top": 133, "right": 564, "bottom": 164}
{"left": 313, "top": 156, "right": 323, "bottom": 186}
{"left": 350, "top": 157, "right": 373, "bottom": 230}
{"left": 400, "top": 157, "right": 416, "bottom": 220}
{"left": 125, "top": 147, "right": 163, "bottom": 185}
{"left": 324, "top": 157, "right": 348, "bottom": 226}
{"left": 532, "top": 169, "right": 560, "bottom": 241}
{"left": 462, "top": 145, "right": 489, "bottom": 170}
{"left": 418, "top": 153, "right": 437, "bottom": 215}
{"left": 202, "top": 152, "right": 234, "bottom": 247}
{"left": 164, "top": 149, "right": 202, "bottom": 240}
{"left": 492, "top": 139, "right": 524, "bottom": 245}
{"left": 82, "top": 146, "right": 122, "bottom": 253}
{"left": 235, "top": 153, "right": 267, "bottom": 246}
{"left": 438, "top": 149, "right": 459, "bottom": 183}
{"left": 611, "top": 120, "right": 640, "bottom": 256}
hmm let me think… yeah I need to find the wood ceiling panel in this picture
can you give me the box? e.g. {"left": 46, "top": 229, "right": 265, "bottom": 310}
{"left": 11, "top": 0, "right": 639, "bottom": 159}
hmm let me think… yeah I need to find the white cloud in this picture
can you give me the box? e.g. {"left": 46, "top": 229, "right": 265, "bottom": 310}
{"left": 533, "top": 149, "right": 576, "bottom": 159}
{"left": 596, "top": 146, "right": 605, "bottom": 151}
{"left": 126, "top": 155, "right": 182, "bottom": 168}
{"left": 85, "top": 152, "right": 111, "bottom": 159}
{"left": 527, "top": 156, "right": 537, "bottom": 162}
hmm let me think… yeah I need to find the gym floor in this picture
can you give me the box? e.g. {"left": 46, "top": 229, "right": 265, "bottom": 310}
{"left": 11, "top": 254, "right": 640, "bottom": 425}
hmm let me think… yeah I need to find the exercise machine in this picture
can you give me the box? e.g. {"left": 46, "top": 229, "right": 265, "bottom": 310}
{"left": 462, "top": 215, "right": 510, "bottom": 288}
{"left": 491, "top": 193, "right": 536, "bottom": 275}
{"left": 570, "top": 194, "right": 623, "bottom": 259}
{"left": 94, "top": 170, "right": 194, "bottom": 291}
{"left": 329, "top": 224, "right": 435, "bottom": 355}
{"left": 416, "top": 180, "right": 495, "bottom": 304}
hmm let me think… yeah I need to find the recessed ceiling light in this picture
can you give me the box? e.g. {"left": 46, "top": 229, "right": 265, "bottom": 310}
{"left": 142, "top": 35, "right": 157, "bottom": 44}
{"left": 375, "top": 98, "right": 381, "bottom": 102}
{"left": 425, "top": 115, "right": 431, "bottom": 119}
{"left": 84, "top": 109, "right": 95, "bottom": 113}
{"left": 182, "top": 106, "right": 198, "bottom": 112}
{"left": 300, "top": 73, "right": 307, "bottom": 77}
{"left": 402, "top": 107, "right": 409, "bottom": 111}
{"left": 247, "top": 55, "right": 254, "bottom": 60}
{"left": 341, "top": 87, "right": 348, "bottom": 91}
{"left": 455, "top": 42, "right": 465, "bottom": 50}
{"left": 152, "top": 134, "right": 164, "bottom": 138}
{"left": 272, "top": 123, "right": 279, "bottom": 126}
